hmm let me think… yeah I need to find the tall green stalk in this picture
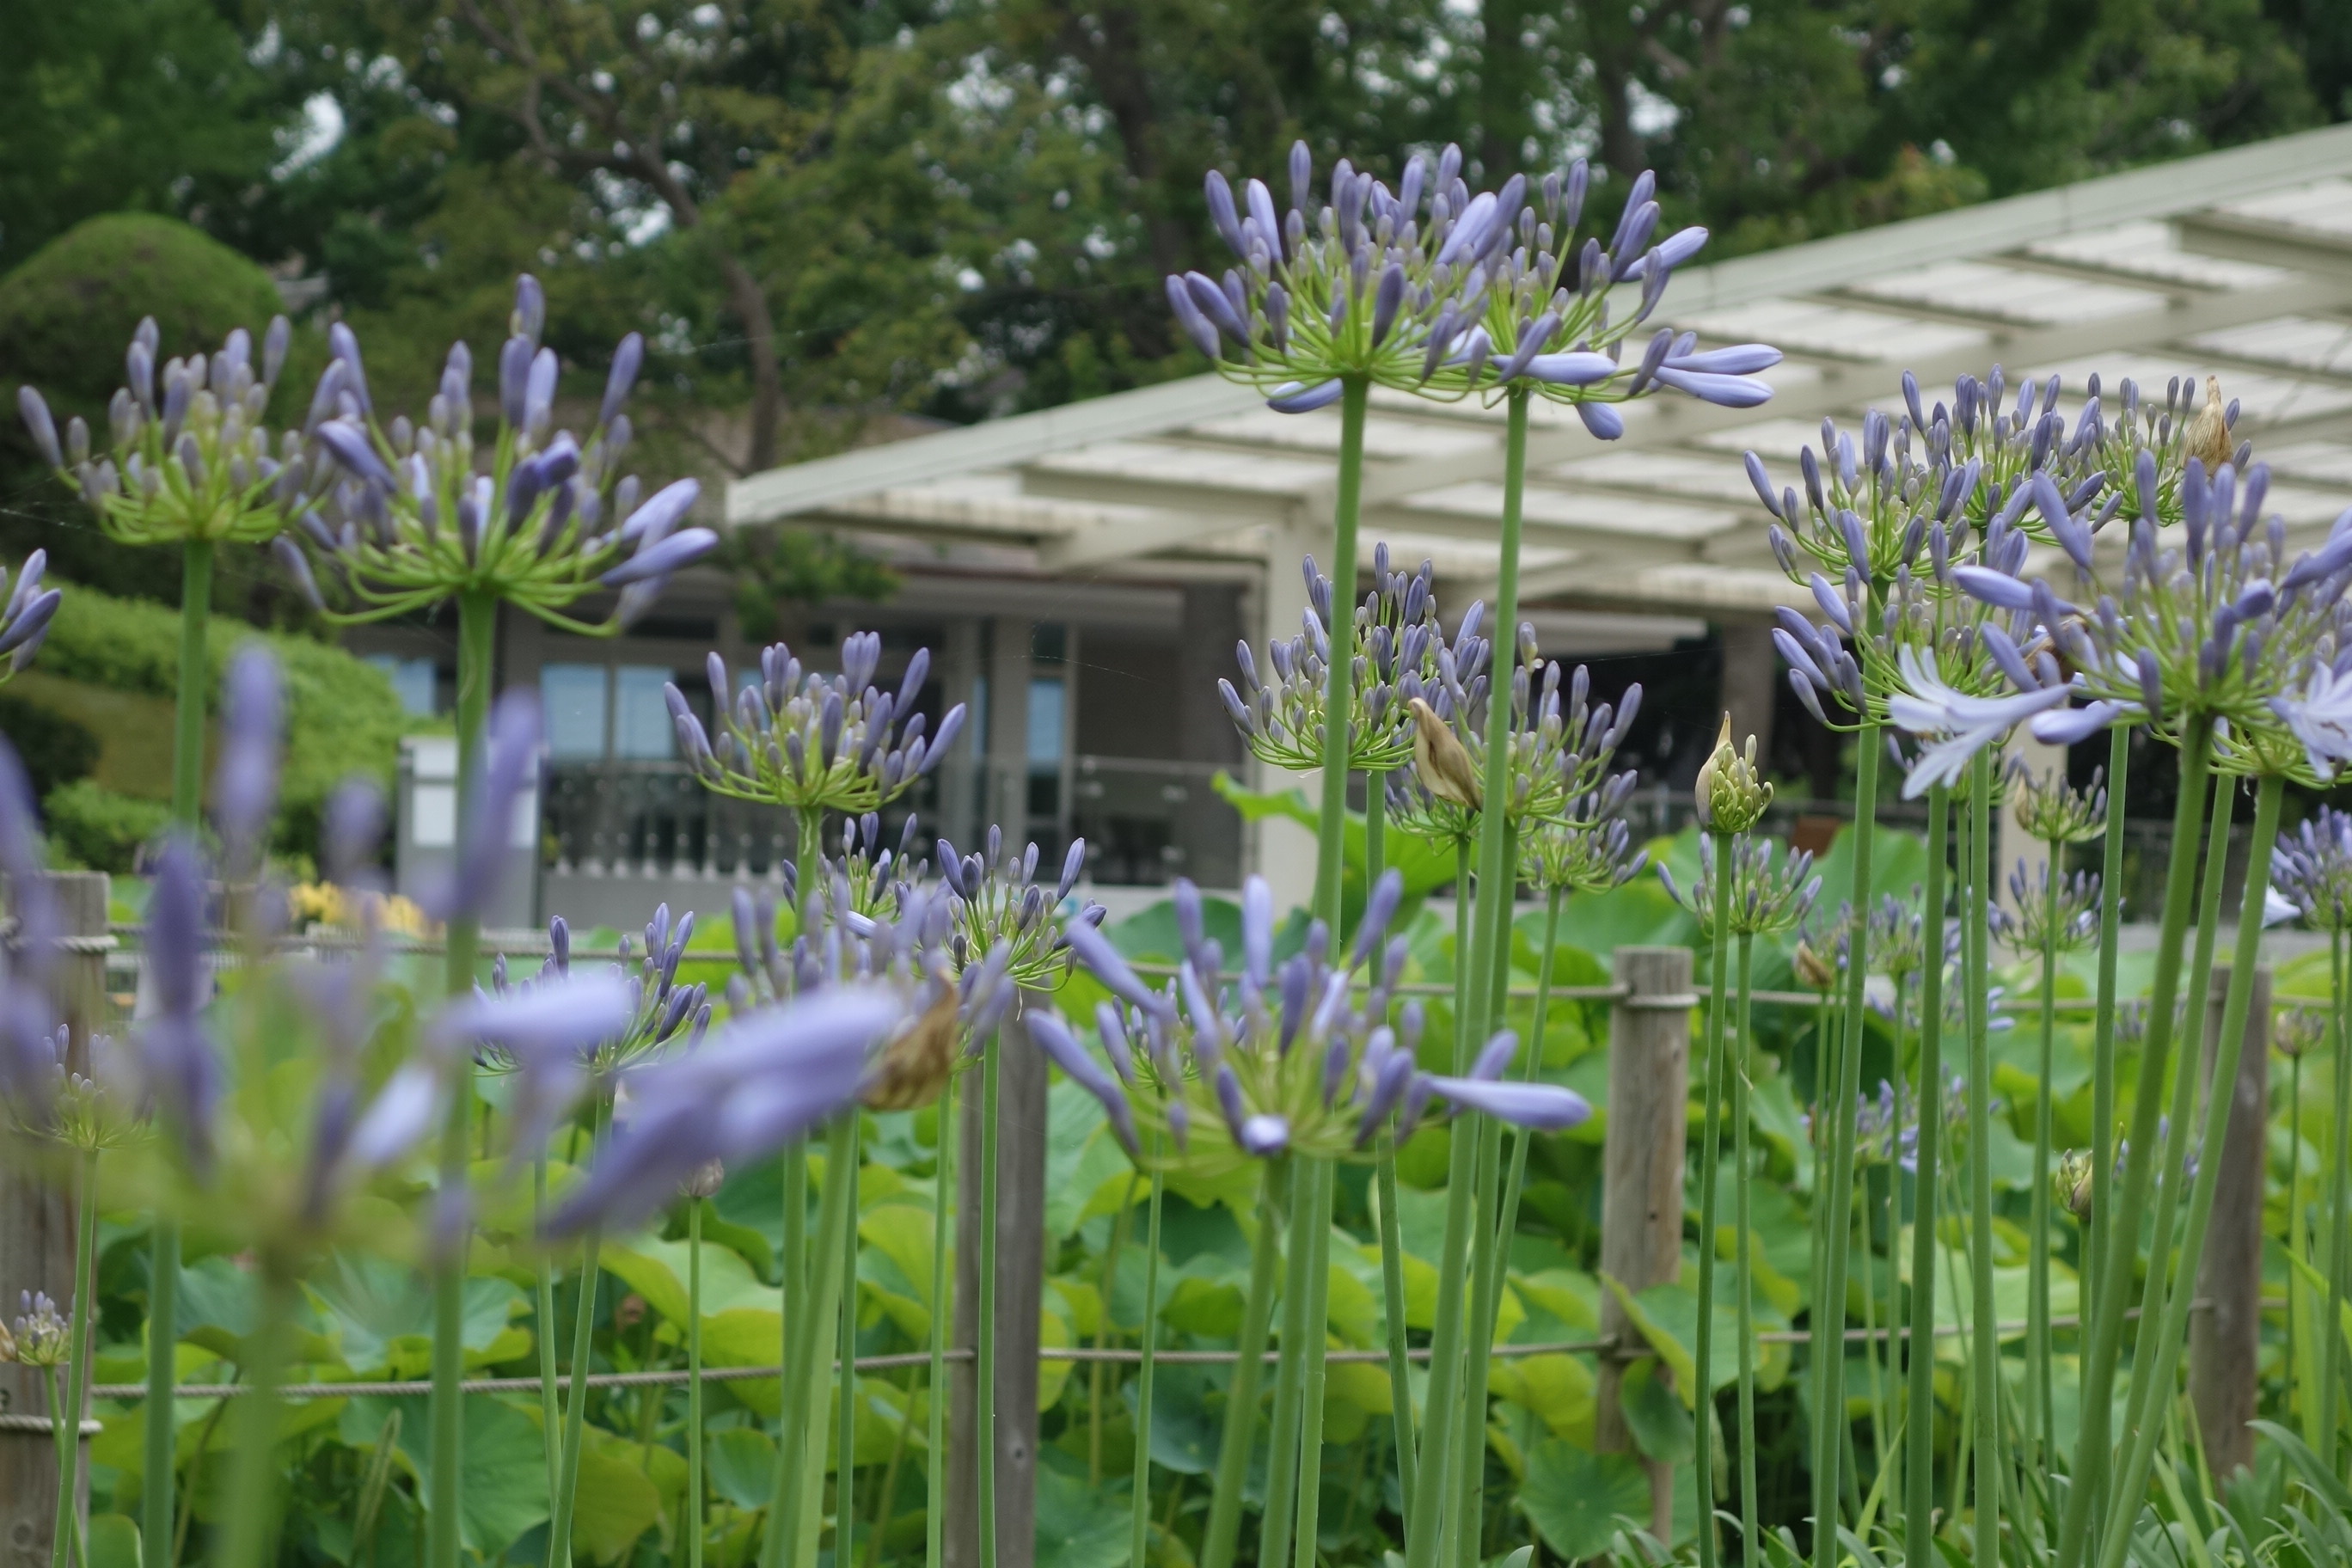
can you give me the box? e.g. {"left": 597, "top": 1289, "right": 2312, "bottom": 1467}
{"left": 1260, "top": 1169, "right": 1318, "bottom": 1568}
{"left": 1453, "top": 829, "right": 1519, "bottom": 1568}
{"left": 217, "top": 1271, "right": 297, "bottom": 1568}
{"left": 1291, "top": 1160, "right": 1336, "bottom": 1568}
{"left": 2055, "top": 715, "right": 2212, "bottom": 1568}
{"left": 430, "top": 587, "right": 499, "bottom": 1568}
{"left": 1733, "top": 932, "right": 1762, "bottom": 1561}
{"left": 536, "top": 1157, "right": 561, "bottom": 1511}
{"left": 1201, "top": 1161, "right": 1286, "bottom": 1568}
{"left": 927, "top": 1077, "right": 957, "bottom": 1568}
{"left": 2324, "top": 925, "right": 2352, "bottom": 1473}
{"left": 1491, "top": 887, "right": 1564, "bottom": 1373}
{"left": 1695, "top": 831, "right": 1736, "bottom": 1568}
{"left": 2093, "top": 774, "right": 2284, "bottom": 1568}
{"left": 1312, "top": 376, "right": 1369, "bottom": 923}
{"left": 1963, "top": 750, "right": 2000, "bottom": 1568}
{"left": 1904, "top": 784, "right": 1951, "bottom": 1565}
{"left": 837, "top": 1121, "right": 861, "bottom": 1566}
{"left": 1814, "top": 723, "right": 1880, "bottom": 1565}
{"left": 147, "top": 538, "right": 213, "bottom": 1562}
{"left": 51, "top": 1150, "right": 99, "bottom": 1568}
{"left": 1366, "top": 778, "right": 1418, "bottom": 1513}
{"left": 767, "top": 1114, "right": 860, "bottom": 1568}
{"left": 976, "top": 1041, "right": 1003, "bottom": 1568}
{"left": 548, "top": 1094, "right": 614, "bottom": 1568}
{"left": 2030, "top": 835, "right": 2062, "bottom": 1468}
{"left": 686, "top": 1191, "right": 706, "bottom": 1568}
{"left": 1131, "top": 1148, "right": 1164, "bottom": 1568}
{"left": 2086, "top": 728, "right": 2131, "bottom": 1337}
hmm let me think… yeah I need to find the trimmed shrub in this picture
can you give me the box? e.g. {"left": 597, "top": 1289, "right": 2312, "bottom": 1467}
{"left": 44, "top": 780, "right": 168, "bottom": 873}
{"left": 0, "top": 692, "right": 99, "bottom": 797}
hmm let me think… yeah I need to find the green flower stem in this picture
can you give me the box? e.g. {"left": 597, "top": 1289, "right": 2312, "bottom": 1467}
{"left": 1904, "top": 783, "right": 1951, "bottom": 1565}
{"left": 2055, "top": 714, "right": 2212, "bottom": 1568}
{"left": 1881, "top": 969, "right": 1908, "bottom": 1520}
{"left": 775, "top": 805, "right": 825, "bottom": 1568}
{"left": 837, "top": 1118, "right": 861, "bottom": 1566}
{"left": 146, "top": 539, "right": 213, "bottom": 1559}
{"left": 1814, "top": 721, "right": 1879, "bottom": 1566}
{"left": 1259, "top": 1167, "right": 1317, "bottom": 1568}
{"left": 1202, "top": 1161, "right": 1287, "bottom": 1568}
{"left": 1311, "top": 376, "right": 1368, "bottom": 928}
{"left": 2289, "top": 1045, "right": 2311, "bottom": 1448}
{"left": 2108, "top": 776, "right": 2235, "bottom": 1482}
{"left": 217, "top": 1269, "right": 297, "bottom": 1568}
{"left": 689, "top": 1191, "right": 706, "bottom": 1568}
{"left": 1090, "top": 1174, "right": 1140, "bottom": 1485}
{"left": 1291, "top": 1159, "right": 1336, "bottom": 1568}
{"left": 2093, "top": 773, "right": 2285, "bottom": 1568}
{"left": 1131, "top": 1148, "right": 1164, "bottom": 1568}
{"left": 2326, "top": 926, "right": 2352, "bottom": 1471}
{"left": 766, "top": 1113, "right": 860, "bottom": 1568}
{"left": 432, "top": 586, "right": 498, "bottom": 1568}
{"left": 1375, "top": 1137, "right": 1417, "bottom": 1509}
{"left": 2087, "top": 726, "right": 2131, "bottom": 1333}
{"left": 536, "top": 1157, "right": 560, "bottom": 1510}
{"left": 927, "top": 1076, "right": 957, "bottom": 1568}
{"left": 1367, "top": 770, "right": 1387, "bottom": 897}
{"left": 1490, "top": 886, "right": 1564, "bottom": 1375}
{"left": 1695, "top": 831, "right": 1735, "bottom": 1568}
{"left": 548, "top": 1093, "right": 615, "bottom": 1568}
{"left": 50, "top": 1150, "right": 98, "bottom": 1568}
{"left": 1734, "top": 932, "right": 1761, "bottom": 1561}
{"left": 2029, "top": 831, "right": 2062, "bottom": 1467}
{"left": 977, "top": 1039, "right": 1003, "bottom": 1568}
{"left": 1964, "top": 748, "right": 2000, "bottom": 1568}
{"left": 1454, "top": 825, "right": 1519, "bottom": 1568}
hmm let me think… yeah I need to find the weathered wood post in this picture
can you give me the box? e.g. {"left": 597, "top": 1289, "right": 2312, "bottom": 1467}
{"left": 1596, "top": 946, "right": 1695, "bottom": 1541}
{"left": 0, "top": 872, "right": 109, "bottom": 1564}
{"left": 946, "top": 1003, "right": 1046, "bottom": 1568}
{"left": 2191, "top": 962, "right": 2269, "bottom": 1477}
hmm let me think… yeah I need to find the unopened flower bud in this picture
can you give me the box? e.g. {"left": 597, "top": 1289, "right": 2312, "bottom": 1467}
{"left": 2056, "top": 1148, "right": 2096, "bottom": 1219}
{"left": 1694, "top": 714, "right": 1773, "bottom": 833}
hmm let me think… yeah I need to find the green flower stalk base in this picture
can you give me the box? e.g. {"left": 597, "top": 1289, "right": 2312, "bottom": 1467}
{"left": 1201, "top": 1161, "right": 1285, "bottom": 1568}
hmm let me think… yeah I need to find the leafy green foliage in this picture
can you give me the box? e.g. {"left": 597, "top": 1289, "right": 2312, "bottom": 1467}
{"left": 42, "top": 780, "right": 169, "bottom": 873}
{"left": 0, "top": 691, "right": 99, "bottom": 797}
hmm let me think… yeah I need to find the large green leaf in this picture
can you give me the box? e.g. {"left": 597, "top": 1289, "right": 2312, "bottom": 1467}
{"left": 311, "top": 1253, "right": 526, "bottom": 1375}
{"left": 350, "top": 1394, "right": 549, "bottom": 1559}
{"left": 570, "top": 1446, "right": 665, "bottom": 1563}
{"left": 1619, "top": 1357, "right": 1694, "bottom": 1464}
{"left": 1602, "top": 1274, "right": 1743, "bottom": 1400}
{"left": 602, "top": 1234, "right": 770, "bottom": 1329}
{"left": 1517, "top": 1440, "right": 1654, "bottom": 1561}
{"left": 1036, "top": 1459, "right": 1133, "bottom": 1568}
{"left": 706, "top": 1427, "right": 778, "bottom": 1510}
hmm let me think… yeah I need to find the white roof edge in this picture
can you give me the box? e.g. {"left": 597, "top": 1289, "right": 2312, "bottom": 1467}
{"left": 726, "top": 122, "right": 2352, "bottom": 527}
{"left": 726, "top": 376, "right": 1261, "bottom": 525}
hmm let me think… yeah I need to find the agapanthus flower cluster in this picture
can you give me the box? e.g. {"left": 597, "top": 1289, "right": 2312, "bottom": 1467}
{"left": 2057, "top": 371, "right": 2240, "bottom": 527}
{"left": 1852, "top": 1081, "right": 1906, "bottom": 1167}
{"left": 558, "top": 881, "right": 1014, "bottom": 1232}
{"left": 19, "top": 315, "right": 321, "bottom": 548}
{"left": 1170, "top": 146, "right": 1774, "bottom": 422}
{"left": 2272, "top": 807, "right": 2352, "bottom": 930}
{"left": 1988, "top": 861, "right": 2102, "bottom": 952}
{"left": 1040, "top": 872, "right": 1589, "bottom": 1175}
{"left": 2274, "top": 1004, "right": 2327, "bottom": 1059}
{"left": 825, "top": 812, "right": 927, "bottom": 918}
{"left": 1658, "top": 836, "right": 1821, "bottom": 936}
{"left": 280, "top": 275, "right": 717, "bottom": 631}
{"left": 13, "top": 1026, "right": 148, "bottom": 1154}
{"left": 8, "top": 1292, "right": 70, "bottom": 1369}
{"left": 671, "top": 634, "right": 963, "bottom": 818}
{"left": 0, "top": 552, "right": 59, "bottom": 683}
{"left": 1222, "top": 548, "right": 1460, "bottom": 773}
{"left": 1962, "top": 459, "right": 2352, "bottom": 771}
{"left": 1866, "top": 891, "right": 1934, "bottom": 983}
{"left": 2011, "top": 760, "right": 2108, "bottom": 844}
{"left": 1520, "top": 777, "right": 1646, "bottom": 894}
{"left": 934, "top": 828, "right": 1099, "bottom": 989}
{"left": 1386, "top": 626, "right": 1639, "bottom": 840}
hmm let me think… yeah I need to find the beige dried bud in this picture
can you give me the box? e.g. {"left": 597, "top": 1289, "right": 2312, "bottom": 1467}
{"left": 1793, "top": 941, "right": 1837, "bottom": 993}
{"left": 863, "top": 983, "right": 963, "bottom": 1111}
{"left": 1694, "top": 714, "right": 1773, "bottom": 834}
{"left": 1408, "top": 697, "right": 1482, "bottom": 811}
{"left": 680, "top": 1159, "right": 726, "bottom": 1200}
{"left": 2186, "top": 375, "right": 2234, "bottom": 473}
{"left": 0, "top": 1318, "right": 15, "bottom": 1364}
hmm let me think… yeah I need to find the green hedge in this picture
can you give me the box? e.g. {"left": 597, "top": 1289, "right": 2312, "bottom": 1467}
{"left": 34, "top": 577, "right": 426, "bottom": 858}
{"left": 44, "top": 780, "right": 170, "bottom": 873}
{"left": 0, "top": 691, "right": 98, "bottom": 797}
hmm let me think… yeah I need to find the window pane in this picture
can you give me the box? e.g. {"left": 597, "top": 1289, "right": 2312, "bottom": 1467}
{"left": 542, "top": 664, "right": 609, "bottom": 760}
{"left": 1026, "top": 677, "right": 1064, "bottom": 769}
{"left": 365, "top": 654, "right": 438, "bottom": 717}
{"left": 614, "top": 666, "right": 678, "bottom": 759}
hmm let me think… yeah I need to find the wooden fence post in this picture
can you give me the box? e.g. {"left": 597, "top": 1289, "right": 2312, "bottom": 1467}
{"left": 0, "top": 872, "right": 109, "bottom": 1565}
{"left": 1596, "top": 946, "right": 1695, "bottom": 1541}
{"left": 2191, "top": 961, "right": 2269, "bottom": 1478}
{"left": 946, "top": 1003, "right": 1046, "bottom": 1568}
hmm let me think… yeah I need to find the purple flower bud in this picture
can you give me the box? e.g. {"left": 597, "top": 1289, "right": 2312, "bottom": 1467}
{"left": 1428, "top": 1075, "right": 1591, "bottom": 1130}
{"left": 1652, "top": 366, "right": 1773, "bottom": 407}
{"left": 1527, "top": 352, "right": 1618, "bottom": 386}
{"left": 16, "top": 388, "right": 59, "bottom": 469}
{"left": 1205, "top": 170, "right": 1245, "bottom": 256}
{"left": 426, "top": 690, "right": 541, "bottom": 922}
{"left": 315, "top": 421, "right": 393, "bottom": 488}
{"left": 1576, "top": 401, "right": 1624, "bottom": 440}
{"left": 214, "top": 649, "right": 283, "bottom": 877}
{"left": 328, "top": 322, "right": 373, "bottom": 415}
{"left": 603, "top": 525, "right": 718, "bottom": 587}
{"left": 1028, "top": 1010, "right": 1136, "bottom": 1155}
{"left": 1269, "top": 380, "right": 1344, "bottom": 414}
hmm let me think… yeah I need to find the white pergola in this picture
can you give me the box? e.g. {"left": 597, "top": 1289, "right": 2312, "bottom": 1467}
{"left": 727, "top": 122, "right": 2352, "bottom": 633}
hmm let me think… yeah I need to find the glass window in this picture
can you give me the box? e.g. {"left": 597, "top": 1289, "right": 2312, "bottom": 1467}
{"left": 365, "top": 654, "right": 438, "bottom": 717}
{"left": 1027, "top": 676, "right": 1065, "bottom": 769}
{"left": 614, "top": 666, "right": 678, "bottom": 759}
{"left": 542, "top": 664, "right": 609, "bottom": 760}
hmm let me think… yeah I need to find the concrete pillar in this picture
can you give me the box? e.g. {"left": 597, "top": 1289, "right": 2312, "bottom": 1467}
{"left": 983, "top": 618, "right": 1032, "bottom": 845}
{"left": 1254, "top": 514, "right": 1320, "bottom": 915}
{"left": 1175, "top": 584, "right": 1248, "bottom": 888}
{"left": 1718, "top": 618, "right": 1779, "bottom": 769}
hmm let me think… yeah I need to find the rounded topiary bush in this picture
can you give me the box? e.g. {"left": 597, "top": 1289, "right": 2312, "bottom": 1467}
{"left": 0, "top": 212, "right": 284, "bottom": 409}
